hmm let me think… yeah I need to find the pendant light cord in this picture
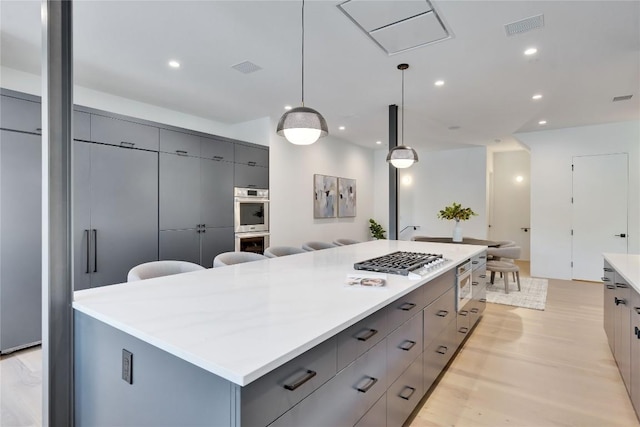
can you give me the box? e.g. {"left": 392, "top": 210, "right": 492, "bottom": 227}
{"left": 301, "top": 0, "right": 305, "bottom": 107}
{"left": 401, "top": 67, "right": 405, "bottom": 146}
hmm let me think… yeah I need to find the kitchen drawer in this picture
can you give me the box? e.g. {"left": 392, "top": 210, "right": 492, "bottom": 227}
{"left": 387, "top": 312, "right": 422, "bottom": 386}
{"left": 423, "top": 287, "right": 455, "bottom": 350}
{"left": 270, "top": 338, "right": 386, "bottom": 427}
{"left": 337, "top": 307, "right": 388, "bottom": 371}
{"left": 201, "top": 136, "right": 234, "bottom": 162}
{"left": 387, "top": 354, "right": 423, "bottom": 427}
{"left": 242, "top": 337, "right": 337, "bottom": 427}
{"left": 159, "top": 129, "right": 201, "bottom": 157}
{"left": 387, "top": 287, "right": 425, "bottom": 333}
{"left": 423, "top": 317, "right": 457, "bottom": 393}
{"left": 456, "top": 303, "right": 472, "bottom": 345}
{"left": 0, "top": 95, "right": 41, "bottom": 134}
{"left": 423, "top": 268, "right": 455, "bottom": 308}
{"left": 470, "top": 272, "right": 487, "bottom": 328}
{"left": 603, "top": 262, "right": 616, "bottom": 353}
{"left": 90, "top": 114, "right": 159, "bottom": 151}
{"left": 471, "top": 251, "right": 487, "bottom": 269}
{"left": 235, "top": 143, "right": 269, "bottom": 167}
{"left": 355, "top": 392, "right": 386, "bottom": 427}
{"left": 235, "top": 163, "right": 269, "bottom": 189}
{"left": 74, "top": 111, "right": 91, "bottom": 141}
{"left": 631, "top": 289, "right": 640, "bottom": 416}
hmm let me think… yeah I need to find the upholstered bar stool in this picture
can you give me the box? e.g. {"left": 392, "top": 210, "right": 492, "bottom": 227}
{"left": 302, "top": 241, "right": 337, "bottom": 251}
{"left": 333, "top": 238, "right": 361, "bottom": 246}
{"left": 213, "top": 251, "right": 268, "bottom": 267}
{"left": 127, "top": 260, "right": 205, "bottom": 282}
{"left": 486, "top": 246, "right": 522, "bottom": 294}
{"left": 264, "top": 246, "right": 306, "bottom": 258}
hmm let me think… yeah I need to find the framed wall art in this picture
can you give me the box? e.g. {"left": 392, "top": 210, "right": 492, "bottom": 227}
{"left": 313, "top": 174, "right": 337, "bottom": 218}
{"left": 338, "top": 177, "right": 356, "bottom": 217}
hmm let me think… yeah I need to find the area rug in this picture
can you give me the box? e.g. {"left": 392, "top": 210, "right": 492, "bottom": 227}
{"left": 485, "top": 276, "right": 548, "bottom": 310}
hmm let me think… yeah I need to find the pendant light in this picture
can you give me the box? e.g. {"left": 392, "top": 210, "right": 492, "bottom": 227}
{"left": 387, "top": 63, "right": 419, "bottom": 168}
{"left": 277, "top": 0, "right": 328, "bottom": 145}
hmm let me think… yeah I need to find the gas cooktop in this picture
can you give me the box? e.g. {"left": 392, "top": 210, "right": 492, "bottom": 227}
{"left": 353, "top": 251, "right": 446, "bottom": 276}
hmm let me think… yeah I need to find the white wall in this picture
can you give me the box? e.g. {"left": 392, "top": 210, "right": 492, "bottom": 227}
{"left": 269, "top": 126, "right": 375, "bottom": 247}
{"left": 489, "top": 150, "right": 531, "bottom": 260}
{"left": 397, "top": 146, "right": 488, "bottom": 241}
{"left": 373, "top": 149, "right": 390, "bottom": 236}
{"left": 516, "top": 120, "right": 640, "bottom": 280}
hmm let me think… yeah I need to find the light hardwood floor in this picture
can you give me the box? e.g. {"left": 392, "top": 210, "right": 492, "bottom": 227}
{"left": 1, "top": 265, "right": 638, "bottom": 427}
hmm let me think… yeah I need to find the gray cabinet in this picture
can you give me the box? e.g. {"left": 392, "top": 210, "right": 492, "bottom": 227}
{"left": 387, "top": 354, "right": 423, "bottom": 427}
{"left": 235, "top": 163, "right": 269, "bottom": 189}
{"left": 0, "top": 130, "right": 42, "bottom": 353}
{"left": 631, "top": 289, "right": 640, "bottom": 415}
{"left": 201, "top": 158, "right": 234, "bottom": 228}
{"left": 90, "top": 114, "right": 159, "bottom": 151}
{"left": 614, "top": 276, "right": 631, "bottom": 393}
{"left": 160, "top": 129, "right": 201, "bottom": 156}
{"left": 470, "top": 257, "right": 487, "bottom": 328}
{"left": 159, "top": 152, "right": 201, "bottom": 230}
{"left": 0, "top": 95, "right": 41, "bottom": 133}
{"left": 202, "top": 136, "right": 234, "bottom": 162}
{"left": 74, "top": 141, "right": 158, "bottom": 289}
{"left": 235, "top": 143, "right": 268, "bottom": 167}
{"left": 386, "top": 312, "right": 422, "bottom": 387}
{"left": 603, "top": 263, "right": 616, "bottom": 352}
{"left": 354, "top": 393, "right": 386, "bottom": 427}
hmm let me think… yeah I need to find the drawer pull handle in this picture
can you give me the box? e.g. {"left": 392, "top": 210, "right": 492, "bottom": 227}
{"left": 602, "top": 277, "right": 610, "bottom": 282}
{"left": 213, "top": 155, "right": 224, "bottom": 160}
{"left": 356, "top": 328, "right": 378, "bottom": 342}
{"left": 459, "top": 327, "right": 469, "bottom": 334}
{"left": 436, "top": 310, "right": 449, "bottom": 318}
{"left": 615, "top": 283, "right": 627, "bottom": 288}
{"left": 357, "top": 376, "right": 378, "bottom": 393}
{"left": 399, "top": 340, "right": 416, "bottom": 351}
{"left": 479, "top": 274, "right": 486, "bottom": 279}
{"left": 248, "top": 161, "right": 257, "bottom": 166}
{"left": 635, "top": 307, "right": 640, "bottom": 315}
{"left": 603, "top": 267, "right": 614, "bottom": 272}
{"left": 480, "top": 298, "right": 487, "bottom": 303}
{"left": 399, "top": 386, "right": 416, "bottom": 401}
{"left": 472, "top": 260, "right": 479, "bottom": 265}
{"left": 120, "top": 141, "right": 135, "bottom": 148}
{"left": 176, "top": 150, "right": 188, "bottom": 156}
{"left": 479, "top": 255, "right": 486, "bottom": 259}
{"left": 470, "top": 308, "right": 479, "bottom": 314}
{"left": 472, "top": 281, "right": 479, "bottom": 286}
{"left": 283, "top": 369, "right": 316, "bottom": 391}
{"left": 615, "top": 297, "right": 626, "bottom": 306}
{"left": 635, "top": 326, "right": 640, "bottom": 339}
{"left": 399, "top": 302, "right": 416, "bottom": 311}
{"left": 459, "top": 310, "right": 468, "bottom": 316}
{"left": 606, "top": 285, "right": 615, "bottom": 290}
{"left": 436, "top": 345, "right": 448, "bottom": 355}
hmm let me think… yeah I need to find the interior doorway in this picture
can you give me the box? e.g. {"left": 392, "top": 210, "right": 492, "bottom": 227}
{"left": 572, "top": 153, "right": 628, "bottom": 281}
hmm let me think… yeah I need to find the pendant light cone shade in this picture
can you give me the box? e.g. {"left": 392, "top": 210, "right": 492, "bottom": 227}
{"left": 387, "top": 63, "right": 419, "bottom": 168}
{"left": 277, "top": 0, "right": 328, "bottom": 145}
{"left": 277, "top": 106, "right": 328, "bottom": 145}
{"left": 387, "top": 145, "right": 419, "bottom": 168}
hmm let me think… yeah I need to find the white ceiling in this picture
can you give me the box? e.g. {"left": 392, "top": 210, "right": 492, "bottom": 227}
{"left": 1, "top": 0, "right": 639, "bottom": 152}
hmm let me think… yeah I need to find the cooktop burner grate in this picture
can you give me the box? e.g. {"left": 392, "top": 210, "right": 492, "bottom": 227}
{"left": 353, "top": 251, "right": 444, "bottom": 276}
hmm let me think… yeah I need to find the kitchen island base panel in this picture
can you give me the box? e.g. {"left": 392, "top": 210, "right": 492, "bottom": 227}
{"left": 74, "top": 311, "right": 234, "bottom": 427}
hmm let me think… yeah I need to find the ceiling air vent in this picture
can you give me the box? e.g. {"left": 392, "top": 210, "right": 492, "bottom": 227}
{"left": 231, "top": 61, "right": 262, "bottom": 74}
{"left": 504, "top": 14, "right": 544, "bottom": 36}
{"left": 612, "top": 95, "right": 633, "bottom": 102}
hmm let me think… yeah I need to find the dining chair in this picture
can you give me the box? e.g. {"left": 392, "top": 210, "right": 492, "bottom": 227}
{"left": 213, "top": 251, "right": 268, "bottom": 267}
{"left": 264, "top": 246, "right": 306, "bottom": 258}
{"left": 486, "top": 246, "right": 522, "bottom": 294}
{"left": 333, "top": 238, "right": 361, "bottom": 246}
{"left": 127, "top": 260, "right": 205, "bottom": 282}
{"left": 302, "top": 241, "right": 337, "bottom": 251}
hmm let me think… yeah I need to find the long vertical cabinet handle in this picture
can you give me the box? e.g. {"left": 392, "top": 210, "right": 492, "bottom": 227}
{"left": 92, "top": 229, "right": 98, "bottom": 273}
{"left": 84, "top": 229, "right": 90, "bottom": 273}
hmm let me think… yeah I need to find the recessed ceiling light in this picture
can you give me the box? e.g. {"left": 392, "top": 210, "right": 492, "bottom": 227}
{"left": 538, "top": 120, "right": 547, "bottom": 125}
{"left": 516, "top": 175, "right": 524, "bottom": 182}
{"left": 284, "top": 105, "right": 292, "bottom": 110}
{"left": 524, "top": 47, "right": 538, "bottom": 56}
{"left": 532, "top": 94, "right": 543, "bottom": 100}
{"left": 376, "top": 141, "right": 382, "bottom": 145}
{"left": 168, "top": 60, "right": 180, "bottom": 68}
{"left": 434, "top": 80, "right": 445, "bottom": 87}
{"left": 339, "top": 126, "right": 346, "bottom": 131}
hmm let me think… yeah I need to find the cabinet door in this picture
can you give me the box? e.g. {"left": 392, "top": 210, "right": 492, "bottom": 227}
{"left": 603, "top": 263, "right": 616, "bottom": 353}
{"left": 614, "top": 278, "right": 631, "bottom": 393}
{"left": 159, "top": 153, "right": 200, "bottom": 230}
{"left": 159, "top": 129, "right": 201, "bottom": 157}
{"left": 159, "top": 230, "right": 201, "bottom": 266}
{"left": 74, "top": 110, "right": 91, "bottom": 141}
{"left": 201, "top": 227, "right": 234, "bottom": 268}
{"left": 0, "top": 131, "right": 42, "bottom": 352}
{"left": 354, "top": 393, "right": 386, "bottom": 427}
{"left": 201, "top": 136, "right": 234, "bottom": 162}
{"left": 73, "top": 141, "right": 93, "bottom": 291}
{"left": 234, "top": 143, "right": 268, "bottom": 167}
{"left": 387, "top": 354, "right": 423, "bottom": 427}
{"left": 90, "top": 114, "right": 159, "bottom": 152}
{"left": 200, "top": 159, "right": 233, "bottom": 228}
{"left": 0, "top": 95, "right": 41, "bottom": 134}
{"left": 234, "top": 163, "right": 268, "bottom": 189}
{"left": 89, "top": 144, "right": 158, "bottom": 287}
{"left": 631, "top": 290, "right": 640, "bottom": 415}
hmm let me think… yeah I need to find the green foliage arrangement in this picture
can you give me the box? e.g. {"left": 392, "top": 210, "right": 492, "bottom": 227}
{"left": 437, "top": 202, "right": 477, "bottom": 222}
{"left": 368, "top": 218, "right": 386, "bottom": 240}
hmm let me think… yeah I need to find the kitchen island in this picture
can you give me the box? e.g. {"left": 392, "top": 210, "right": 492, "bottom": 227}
{"left": 73, "top": 240, "right": 486, "bottom": 426}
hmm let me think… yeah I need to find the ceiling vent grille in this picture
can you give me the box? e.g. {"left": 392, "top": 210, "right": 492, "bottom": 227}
{"left": 231, "top": 61, "right": 262, "bottom": 74}
{"left": 504, "top": 14, "right": 544, "bottom": 36}
{"left": 613, "top": 95, "right": 633, "bottom": 102}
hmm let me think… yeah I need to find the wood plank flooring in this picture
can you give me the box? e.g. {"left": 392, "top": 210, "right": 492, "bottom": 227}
{"left": 1, "top": 264, "right": 638, "bottom": 426}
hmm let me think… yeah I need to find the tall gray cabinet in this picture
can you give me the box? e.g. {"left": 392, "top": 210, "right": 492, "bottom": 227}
{"left": 158, "top": 130, "right": 234, "bottom": 268}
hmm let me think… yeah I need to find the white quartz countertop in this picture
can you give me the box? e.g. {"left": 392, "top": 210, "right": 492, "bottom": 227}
{"left": 603, "top": 253, "right": 640, "bottom": 293}
{"left": 73, "top": 240, "right": 484, "bottom": 386}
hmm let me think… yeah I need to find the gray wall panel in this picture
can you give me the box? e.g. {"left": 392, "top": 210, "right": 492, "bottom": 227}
{"left": 159, "top": 153, "right": 200, "bottom": 230}
{"left": 201, "top": 159, "right": 234, "bottom": 228}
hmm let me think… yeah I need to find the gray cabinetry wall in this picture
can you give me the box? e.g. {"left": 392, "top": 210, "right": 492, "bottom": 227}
{"left": 614, "top": 276, "right": 632, "bottom": 393}
{"left": 234, "top": 143, "right": 269, "bottom": 189}
{"left": 631, "top": 289, "right": 640, "bottom": 416}
{"left": 603, "top": 262, "right": 616, "bottom": 352}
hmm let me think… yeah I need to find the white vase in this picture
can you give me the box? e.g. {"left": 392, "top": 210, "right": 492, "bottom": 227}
{"left": 452, "top": 221, "right": 463, "bottom": 242}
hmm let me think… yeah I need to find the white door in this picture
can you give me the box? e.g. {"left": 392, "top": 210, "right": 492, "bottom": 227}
{"left": 572, "top": 153, "right": 628, "bottom": 281}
